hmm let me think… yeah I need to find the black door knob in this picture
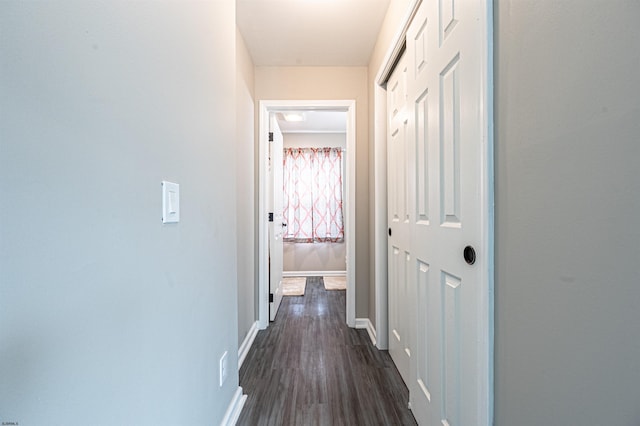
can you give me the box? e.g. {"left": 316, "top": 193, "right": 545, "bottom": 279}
{"left": 388, "top": 228, "right": 392, "bottom": 237}
{"left": 464, "top": 246, "right": 476, "bottom": 265}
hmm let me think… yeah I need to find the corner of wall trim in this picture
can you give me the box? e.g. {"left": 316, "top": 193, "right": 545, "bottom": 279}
{"left": 355, "top": 318, "right": 377, "bottom": 346}
{"left": 220, "top": 387, "right": 247, "bottom": 426}
{"left": 238, "top": 321, "right": 259, "bottom": 369}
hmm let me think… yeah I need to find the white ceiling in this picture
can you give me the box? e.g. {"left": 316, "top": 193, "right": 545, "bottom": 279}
{"left": 238, "top": 0, "right": 390, "bottom": 132}
{"left": 276, "top": 110, "right": 346, "bottom": 133}
{"left": 236, "top": 0, "right": 391, "bottom": 67}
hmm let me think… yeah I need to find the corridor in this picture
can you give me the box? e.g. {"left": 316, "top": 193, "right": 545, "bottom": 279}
{"left": 238, "top": 277, "right": 417, "bottom": 425}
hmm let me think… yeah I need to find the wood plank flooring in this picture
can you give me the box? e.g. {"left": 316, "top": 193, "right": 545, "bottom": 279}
{"left": 238, "top": 277, "right": 417, "bottom": 426}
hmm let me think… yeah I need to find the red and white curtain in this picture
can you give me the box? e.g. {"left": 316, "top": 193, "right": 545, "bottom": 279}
{"left": 283, "top": 147, "right": 344, "bottom": 243}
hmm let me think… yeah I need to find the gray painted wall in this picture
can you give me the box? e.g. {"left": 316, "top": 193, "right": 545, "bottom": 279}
{"left": 494, "top": 1, "right": 640, "bottom": 424}
{"left": 0, "top": 2, "right": 239, "bottom": 424}
{"left": 236, "top": 29, "right": 257, "bottom": 349}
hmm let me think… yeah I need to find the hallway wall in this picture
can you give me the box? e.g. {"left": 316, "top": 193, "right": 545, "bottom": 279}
{"left": 255, "top": 67, "right": 370, "bottom": 317}
{"left": 494, "top": 1, "right": 640, "bottom": 424}
{"left": 0, "top": 2, "right": 239, "bottom": 424}
{"left": 236, "top": 28, "right": 257, "bottom": 350}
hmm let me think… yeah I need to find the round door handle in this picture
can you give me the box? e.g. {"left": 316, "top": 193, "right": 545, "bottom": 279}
{"left": 463, "top": 246, "right": 476, "bottom": 265}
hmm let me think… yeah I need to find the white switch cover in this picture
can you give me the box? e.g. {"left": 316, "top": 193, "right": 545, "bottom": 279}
{"left": 162, "top": 181, "right": 180, "bottom": 223}
{"left": 219, "top": 351, "right": 228, "bottom": 387}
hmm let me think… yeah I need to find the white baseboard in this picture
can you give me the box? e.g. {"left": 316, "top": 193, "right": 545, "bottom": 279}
{"left": 283, "top": 270, "right": 346, "bottom": 277}
{"left": 355, "top": 318, "right": 377, "bottom": 346}
{"left": 238, "top": 321, "right": 259, "bottom": 369}
{"left": 220, "top": 387, "right": 246, "bottom": 426}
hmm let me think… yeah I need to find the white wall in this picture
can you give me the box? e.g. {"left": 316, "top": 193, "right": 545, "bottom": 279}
{"left": 0, "top": 2, "right": 239, "bottom": 424}
{"left": 494, "top": 1, "right": 640, "bottom": 424}
{"left": 282, "top": 133, "right": 347, "bottom": 274}
{"left": 236, "top": 29, "right": 257, "bottom": 349}
{"left": 255, "top": 67, "right": 370, "bottom": 316}
{"left": 283, "top": 132, "right": 346, "bottom": 150}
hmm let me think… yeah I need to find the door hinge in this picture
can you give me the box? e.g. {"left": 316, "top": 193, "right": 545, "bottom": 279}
{"left": 269, "top": 293, "right": 274, "bottom": 303}
{"left": 268, "top": 212, "right": 274, "bottom": 222}
{"left": 268, "top": 132, "right": 274, "bottom": 142}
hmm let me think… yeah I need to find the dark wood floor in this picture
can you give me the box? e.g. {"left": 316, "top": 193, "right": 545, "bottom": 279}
{"left": 237, "top": 277, "right": 417, "bottom": 426}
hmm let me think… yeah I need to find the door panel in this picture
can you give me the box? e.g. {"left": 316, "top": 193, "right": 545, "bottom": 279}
{"left": 269, "top": 116, "right": 284, "bottom": 321}
{"left": 415, "top": 89, "right": 430, "bottom": 225}
{"left": 440, "top": 54, "right": 461, "bottom": 227}
{"left": 387, "top": 54, "right": 412, "bottom": 385}
{"left": 441, "top": 270, "right": 461, "bottom": 426}
{"left": 415, "top": 260, "right": 431, "bottom": 403}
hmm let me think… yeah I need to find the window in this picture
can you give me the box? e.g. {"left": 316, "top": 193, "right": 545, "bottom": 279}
{"left": 283, "top": 147, "right": 344, "bottom": 243}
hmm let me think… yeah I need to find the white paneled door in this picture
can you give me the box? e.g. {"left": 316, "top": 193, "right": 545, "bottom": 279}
{"left": 387, "top": 54, "right": 412, "bottom": 385}
{"left": 387, "top": 0, "right": 492, "bottom": 425}
{"left": 269, "top": 115, "right": 284, "bottom": 321}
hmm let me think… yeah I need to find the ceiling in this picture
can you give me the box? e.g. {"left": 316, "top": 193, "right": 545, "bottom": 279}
{"left": 238, "top": 0, "right": 390, "bottom": 132}
{"left": 236, "top": 0, "right": 391, "bottom": 67}
{"left": 275, "top": 110, "right": 346, "bottom": 133}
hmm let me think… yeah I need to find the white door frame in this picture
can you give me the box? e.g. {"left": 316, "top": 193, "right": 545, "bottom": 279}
{"left": 373, "top": 0, "right": 494, "bottom": 423}
{"left": 258, "top": 100, "right": 357, "bottom": 330}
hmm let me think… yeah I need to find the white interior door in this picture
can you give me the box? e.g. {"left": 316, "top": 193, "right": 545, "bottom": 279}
{"left": 387, "top": 54, "right": 412, "bottom": 385}
{"left": 387, "top": 0, "right": 492, "bottom": 425}
{"left": 269, "top": 115, "right": 284, "bottom": 321}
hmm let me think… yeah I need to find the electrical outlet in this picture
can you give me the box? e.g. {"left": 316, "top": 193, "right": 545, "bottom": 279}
{"left": 219, "top": 351, "right": 228, "bottom": 387}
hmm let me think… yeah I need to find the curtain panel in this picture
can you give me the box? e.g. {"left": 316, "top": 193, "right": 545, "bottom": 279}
{"left": 283, "top": 147, "right": 344, "bottom": 243}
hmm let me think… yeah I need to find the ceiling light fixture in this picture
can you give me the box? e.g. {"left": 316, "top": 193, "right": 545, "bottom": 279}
{"left": 283, "top": 112, "right": 306, "bottom": 122}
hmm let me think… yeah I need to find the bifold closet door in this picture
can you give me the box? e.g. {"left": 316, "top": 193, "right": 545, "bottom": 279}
{"left": 388, "top": 0, "right": 491, "bottom": 425}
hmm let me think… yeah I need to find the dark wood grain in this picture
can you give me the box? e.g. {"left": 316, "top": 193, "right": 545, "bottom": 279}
{"left": 238, "top": 277, "right": 417, "bottom": 426}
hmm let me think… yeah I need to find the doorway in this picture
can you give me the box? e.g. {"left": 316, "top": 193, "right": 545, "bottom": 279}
{"left": 278, "top": 110, "right": 348, "bottom": 281}
{"left": 258, "top": 100, "right": 356, "bottom": 329}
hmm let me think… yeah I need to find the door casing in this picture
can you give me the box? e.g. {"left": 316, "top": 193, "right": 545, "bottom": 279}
{"left": 258, "top": 100, "right": 357, "bottom": 329}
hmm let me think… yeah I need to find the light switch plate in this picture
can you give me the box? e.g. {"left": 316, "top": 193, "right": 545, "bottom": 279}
{"left": 162, "top": 181, "right": 180, "bottom": 223}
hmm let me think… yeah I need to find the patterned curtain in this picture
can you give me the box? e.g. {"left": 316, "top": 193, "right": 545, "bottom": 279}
{"left": 283, "top": 147, "right": 344, "bottom": 243}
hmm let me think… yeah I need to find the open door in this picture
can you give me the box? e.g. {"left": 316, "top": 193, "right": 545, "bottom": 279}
{"left": 268, "top": 115, "right": 284, "bottom": 321}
